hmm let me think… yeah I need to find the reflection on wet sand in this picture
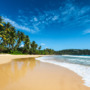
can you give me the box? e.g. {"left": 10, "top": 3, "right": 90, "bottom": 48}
{"left": 0, "top": 58, "right": 40, "bottom": 89}
{"left": 0, "top": 57, "right": 90, "bottom": 90}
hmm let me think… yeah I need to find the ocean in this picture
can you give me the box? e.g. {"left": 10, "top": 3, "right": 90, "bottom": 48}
{"left": 36, "top": 55, "right": 90, "bottom": 87}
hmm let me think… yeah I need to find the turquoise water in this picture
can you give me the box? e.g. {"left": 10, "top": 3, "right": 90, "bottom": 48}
{"left": 54, "top": 55, "right": 90, "bottom": 66}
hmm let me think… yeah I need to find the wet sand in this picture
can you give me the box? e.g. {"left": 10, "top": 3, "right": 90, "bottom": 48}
{"left": 0, "top": 54, "right": 45, "bottom": 64}
{"left": 0, "top": 57, "right": 90, "bottom": 90}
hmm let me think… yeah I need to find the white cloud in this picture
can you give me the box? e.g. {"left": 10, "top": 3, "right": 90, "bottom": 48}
{"left": 83, "top": 29, "right": 90, "bottom": 34}
{"left": 9, "top": 0, "right": 90, "bottom": 34}
{"left": 2, "top": 16, "right": 35, "bottom": 33}
{"left": 31, "top": 1, "right": 90, "bottom": 29}
{"left": 52, "top": 15, "right": 59, "bottom": 21}
{"left": 34, "top": 17, "right": 38, "bottom": 21}
{"left": 41, "top": 43, "right": 45, "bottom": 46}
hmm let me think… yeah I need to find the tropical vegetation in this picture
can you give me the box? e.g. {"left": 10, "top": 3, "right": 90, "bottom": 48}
{"left": 55, "top": 49, "right": 90, "bottom": 55}
{"left": 0, "top": 16, "right": 55, "bottom": 55}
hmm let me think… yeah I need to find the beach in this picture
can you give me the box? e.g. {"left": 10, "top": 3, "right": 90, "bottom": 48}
{"left": 0, "top": 0, "right": 90, "bottom": 89}
{"left": 0, "top": 55, "right": 90, "bottom": 90}
{"left": 0, "top": 54, "right": 45, "bottom": 64}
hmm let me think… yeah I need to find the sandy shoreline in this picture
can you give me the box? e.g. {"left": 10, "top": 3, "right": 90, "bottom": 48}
{"left": 0, "top": 54, "right": 45, "bottom": 64}
{"left": 0, "top": 54, "right": 90, "bottom": 90}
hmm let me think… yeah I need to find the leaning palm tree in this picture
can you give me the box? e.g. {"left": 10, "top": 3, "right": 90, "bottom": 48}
{"left": 31, "top": 41, "right": 38, "bottom": 50}
{"left": 38, "top": 46, "right": 41, "bottom": 51}
{"left": 0, "top": 16, "right": 3, "bottom": 23}
{"left": 24, "top": 35, "right": 30, "bottom": 49}
{"left": 0, "top": 22, "right": 12, "bottom": 47}
{"left": 9, "top": 26, "right": 16, "bottom": 50}
{"left": 0, "top": 16, "right": 4, "bottom": 34}
{"left": 3, "top": 22, "right": 12, "bottom": 48}
{"left": 15, "top": 31, "right": 25, "bottom": 50}
{"left": 0, "top": 16, "right": 4, "bottom": 44}
{"left": 23, "top": 35, "right": 30, "bottom": 53}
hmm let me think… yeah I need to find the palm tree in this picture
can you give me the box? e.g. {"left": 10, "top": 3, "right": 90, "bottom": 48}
{"left": 0, "top": 22, "right": 12, "bottom": 48}
{"left": 38, "top": 46, "right": 41, "bottom": 50}
{"left": 0, "top": 16, "right": 44, "bottom": 54}
{"left": 31, "top": 41, "right": 38, "bottom": 50}
{"left": 9, "top": 26, "right": 16, "bottom": 50}
{"left": 0, "top": 16, "right": 3, "bottom": 23}
{"left": 0, "top": 16, "right": 4, "bottom": 44}
{"left": 24, "top": 35, "right": 30, "bottom": 49}
{"left": 4, "top": 22, "right": 12, "bottom": 48}
{"left": 15, "top": 31, "right": 25, "bottom": 49}
{"left": 23, "top": 35, "right": 30, "bottom": 53}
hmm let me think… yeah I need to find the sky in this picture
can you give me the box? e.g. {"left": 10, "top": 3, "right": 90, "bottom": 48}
{"left": 0, "top": 0, "right": 90, "bottom": 50}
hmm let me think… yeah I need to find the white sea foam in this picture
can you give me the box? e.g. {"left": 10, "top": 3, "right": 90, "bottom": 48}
{"left": 35, "top": 56, "right": 90, "bottom": 87}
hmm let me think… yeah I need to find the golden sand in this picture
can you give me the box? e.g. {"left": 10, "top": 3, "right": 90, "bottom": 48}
{"left": 0, "top": 57, "right": 90, "bottom": 90}
{"left": 0, "top": 54, "right": 45, "bottom": 64}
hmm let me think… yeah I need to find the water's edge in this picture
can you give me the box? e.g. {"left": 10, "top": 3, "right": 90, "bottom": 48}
{"left": 35, "top": 56, "right": 90, "bottom": 87}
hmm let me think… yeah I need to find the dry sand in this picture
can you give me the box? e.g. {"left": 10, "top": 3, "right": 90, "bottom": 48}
{"left": 0, "top": 55, "right": 90, "bottom": 90}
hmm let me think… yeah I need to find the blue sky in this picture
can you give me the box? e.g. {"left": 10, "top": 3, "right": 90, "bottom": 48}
{"left": 0, "top": 0, "right": 90, "bottom": 50}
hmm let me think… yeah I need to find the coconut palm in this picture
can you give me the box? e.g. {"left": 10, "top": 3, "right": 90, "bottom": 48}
{"left": 0, "top": 16, "right": 4, "bottom": 44}
{"left": 38, "top": 46, "right": 41, "bottom": 50}
{"left": 15, "top": 31, "right": 25, "bottom": 49}
{"left": 3, "top": 22, "right": 12, "bottom": 48}
{"left": 23, "top": 35, "right": 30, "bottom": 53}
{"left": 24, "top": 35, "right": 30, "bottom": 49}
{"left": 0, "top": 22, "right": 12, "bottom": 47}
{"left": 31, "top": 41, "right": 38, "bottom": 50}
{"left": 9, "top": 26, "right": 16, "bottom": 49}
{"left": 0, "top": 16, "right": 3, "bottom": 23}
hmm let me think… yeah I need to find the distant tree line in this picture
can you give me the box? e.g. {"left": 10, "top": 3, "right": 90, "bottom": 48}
{"left": 55, "top": 49, "right": 90, "bottom": 55}
{"left": 0, "top": 16, "right": 55, "bottom": 55}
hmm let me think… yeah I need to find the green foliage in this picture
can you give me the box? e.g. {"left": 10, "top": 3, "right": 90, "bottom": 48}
{"left": 10, "top": 50, "right": 23, "bottom": 54}
{"left": 0, "top": 16, "right": 56, "bottom": 55}
{"left": 29, "top": 48, "right": 39, "bottom": 54}
{"left": 0, "top": 45, "right": 7, "bottom": 53}
{"left": 55, "top": 49, "right": 90, "bottom": 55}
{"left": 31, "top": 41, "right": 38, "bottom": 50}
{"left": 38, "top": 46, "right": 41, "bottom": 50}
{"left": 15, "top": 31, "right": 25, "bottom": 49}
{"left": 0, "top": 16, "right": 55, "bottom": 55}
{"left": 43, "top": 48, "right": 55, "bottom": 55}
